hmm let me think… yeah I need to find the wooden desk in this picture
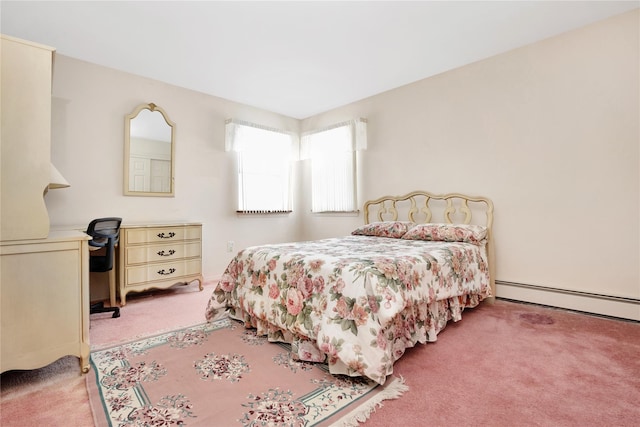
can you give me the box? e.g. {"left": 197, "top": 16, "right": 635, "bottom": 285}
{"left": 0, "top": 230, "right": 91, "bottom": 373}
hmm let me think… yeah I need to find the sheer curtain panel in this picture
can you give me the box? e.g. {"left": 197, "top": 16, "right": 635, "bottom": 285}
{"left": 301, "top": 118, "right": 367, "bottom": 213}
{"left": 225, "top": 120, "right": 294, "bottom": 213}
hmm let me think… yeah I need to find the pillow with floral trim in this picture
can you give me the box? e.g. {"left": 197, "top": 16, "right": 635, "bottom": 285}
{"left": 401, "top": 223, "right": 487, "bottom": 245}
{"left": 351, "top": 221, "right": 414, "bottom": 239}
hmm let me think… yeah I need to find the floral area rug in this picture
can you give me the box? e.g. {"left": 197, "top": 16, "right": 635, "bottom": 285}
{"left": 87, "top": 317, "right": 408, "bottom": 426}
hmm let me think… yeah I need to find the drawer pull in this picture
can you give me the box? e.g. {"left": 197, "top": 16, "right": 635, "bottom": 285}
{"left": 157, "top": 232, "right": 176, "bottom": 239}
{"left": 157, "top": 268, "right": 176, "bottom": 276}
{"left": 157, "top": 249, "right": 176, "bottom": 257}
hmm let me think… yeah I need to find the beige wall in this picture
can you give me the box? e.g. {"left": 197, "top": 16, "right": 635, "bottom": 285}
{"left": 45, "top": 10, "right": 638, "bottom": 318}
{"left": 46, "top": 55, "right": 302, "bottom": 297}
{"left": 301, "top": 10, "right": 639, "bottom": 318}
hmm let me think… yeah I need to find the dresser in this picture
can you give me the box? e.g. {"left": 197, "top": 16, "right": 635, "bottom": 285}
{"left": 118, "top": 223, "right": 203, "bottom": 305}
{"left": 0, "top": 231, "right": 91, "bottom": 373}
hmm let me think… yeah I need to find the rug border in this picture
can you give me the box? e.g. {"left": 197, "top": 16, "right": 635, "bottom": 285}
{"left": 331, "top": 376, "right": 408, "bottom": 427}
{"left": 90, "top": 320, "right": 213, "bottom": 351}
{"left": 86, "top": 366, "right": 108, "bottom": 427}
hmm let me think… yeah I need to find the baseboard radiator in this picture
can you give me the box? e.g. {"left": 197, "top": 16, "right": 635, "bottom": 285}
{"left": 495, "top": 280, "right": 640, "bottom": 322}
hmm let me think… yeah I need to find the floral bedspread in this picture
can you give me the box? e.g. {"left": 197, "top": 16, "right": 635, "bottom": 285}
{"left": 205, "top": 235, "right": 491, "bottom": 384}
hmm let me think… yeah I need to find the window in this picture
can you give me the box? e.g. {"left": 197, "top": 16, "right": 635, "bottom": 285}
{"left": 301, "top": 118, "right": 367, "bottom": 213}
{"left": 225, "top": 120, "right": 294, "bottom": 213}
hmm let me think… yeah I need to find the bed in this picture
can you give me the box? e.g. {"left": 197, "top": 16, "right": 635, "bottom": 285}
{"left": 205, "top": 191, "right": 495, "bottom": 385}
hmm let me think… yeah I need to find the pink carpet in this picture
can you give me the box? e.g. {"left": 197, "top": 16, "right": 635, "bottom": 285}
{"left": 363, "top": 300, "right": 640, "bottom": 426}
{"left": 89, "top": 280, "right": 214, "bottom": 349}
{"left": 2, "top": 280, "right": 639, "bottom": 426}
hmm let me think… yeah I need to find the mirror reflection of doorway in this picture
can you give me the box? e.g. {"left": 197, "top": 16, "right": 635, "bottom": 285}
{"left": 128, "top": 157, "right": 170, "bottom": 192}
{"left": 129, "top": 156, "right": 149, "bottom": 192}
{"left": 150, "top": 159, "right": 171, "bottom": 193}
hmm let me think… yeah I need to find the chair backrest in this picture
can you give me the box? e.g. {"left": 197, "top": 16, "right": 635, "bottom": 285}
{"left": 86, "top": 217, "right": 122, "bottom": 272}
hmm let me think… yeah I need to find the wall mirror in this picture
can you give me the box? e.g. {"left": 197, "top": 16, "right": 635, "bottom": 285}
{"left": 124, "top": 103, "right": 175, "bottom": 197}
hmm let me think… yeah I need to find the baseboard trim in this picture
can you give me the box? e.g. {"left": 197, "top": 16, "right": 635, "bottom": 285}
{"left": 495, "top": 280, "right": 640, "bottom": 321}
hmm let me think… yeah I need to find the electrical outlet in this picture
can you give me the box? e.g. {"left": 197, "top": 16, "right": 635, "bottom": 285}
{"left": 227, "top": 241, "right": 235, "bottom": 252}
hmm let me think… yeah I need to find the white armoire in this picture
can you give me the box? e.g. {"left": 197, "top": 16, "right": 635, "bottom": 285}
{"left": 0, "top": 35, "right": 91, "bottom": 373}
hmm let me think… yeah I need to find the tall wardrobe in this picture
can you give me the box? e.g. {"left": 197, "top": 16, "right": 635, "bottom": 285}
{"left": 0, "top": 35, "right": 91, "bottom": 373}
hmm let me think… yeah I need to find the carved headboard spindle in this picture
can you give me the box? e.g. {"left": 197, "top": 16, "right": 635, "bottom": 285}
{"left": 388, "top": 201, "right": 398, "bottom": 221}
{"left": 421, "top": 196, "right": 432, "bottom": 223}
{"left": 444, "top": 198, "right": 473, "bottom": 224}
{"left": 375, "top": 200, "right": 400, "bottom": 221}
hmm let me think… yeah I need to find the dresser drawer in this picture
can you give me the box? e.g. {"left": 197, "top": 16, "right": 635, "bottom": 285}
{"left": 125, "top": 258, "right": 202, "bottom": 286}
{"left": 125, "top": 241, "right": 201, "bottom": 265}
{"left": 124, "top": 225, "right": 201, "bottom": 245}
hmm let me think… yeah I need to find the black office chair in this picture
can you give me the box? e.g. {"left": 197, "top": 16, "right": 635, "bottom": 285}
{"left": 87, "top": 217, "right": 122, "bottom": 318}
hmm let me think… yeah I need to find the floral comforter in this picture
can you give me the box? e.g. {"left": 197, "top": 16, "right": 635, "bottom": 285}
{"left": 205, "top": 235, "right": 491, "bottom": 384}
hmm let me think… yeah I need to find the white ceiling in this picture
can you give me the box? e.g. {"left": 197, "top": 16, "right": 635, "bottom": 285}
{"left": 2, "top": 1, "right": 638, "bottom": 119}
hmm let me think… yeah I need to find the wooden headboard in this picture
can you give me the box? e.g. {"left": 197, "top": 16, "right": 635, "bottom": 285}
{"left": 363, "top": 191, "right": 495, "bottom": 300}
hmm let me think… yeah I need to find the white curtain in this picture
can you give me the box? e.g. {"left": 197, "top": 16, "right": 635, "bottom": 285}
{"left": 225, "top": 120, "right": 294, "bottom": 212}
{"left": 301, "top": 118, "right": 367, "bottom": 212}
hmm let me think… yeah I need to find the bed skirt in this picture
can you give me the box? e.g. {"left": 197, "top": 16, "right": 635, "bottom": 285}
{"left": 206, "top": 293, "right": 485, "bottom": 384}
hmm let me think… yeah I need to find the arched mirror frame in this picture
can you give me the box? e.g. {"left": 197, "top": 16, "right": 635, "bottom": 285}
{"left": 124, "top": 103, "right": 176, "bottom": 197}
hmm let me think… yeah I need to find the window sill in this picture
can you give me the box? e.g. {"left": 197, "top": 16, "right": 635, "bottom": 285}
{"left": 311, "top": 210, "right": 360, "bottom": 216}
{"left": 236, "top": 210, "right": 292, "bottom": 215}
